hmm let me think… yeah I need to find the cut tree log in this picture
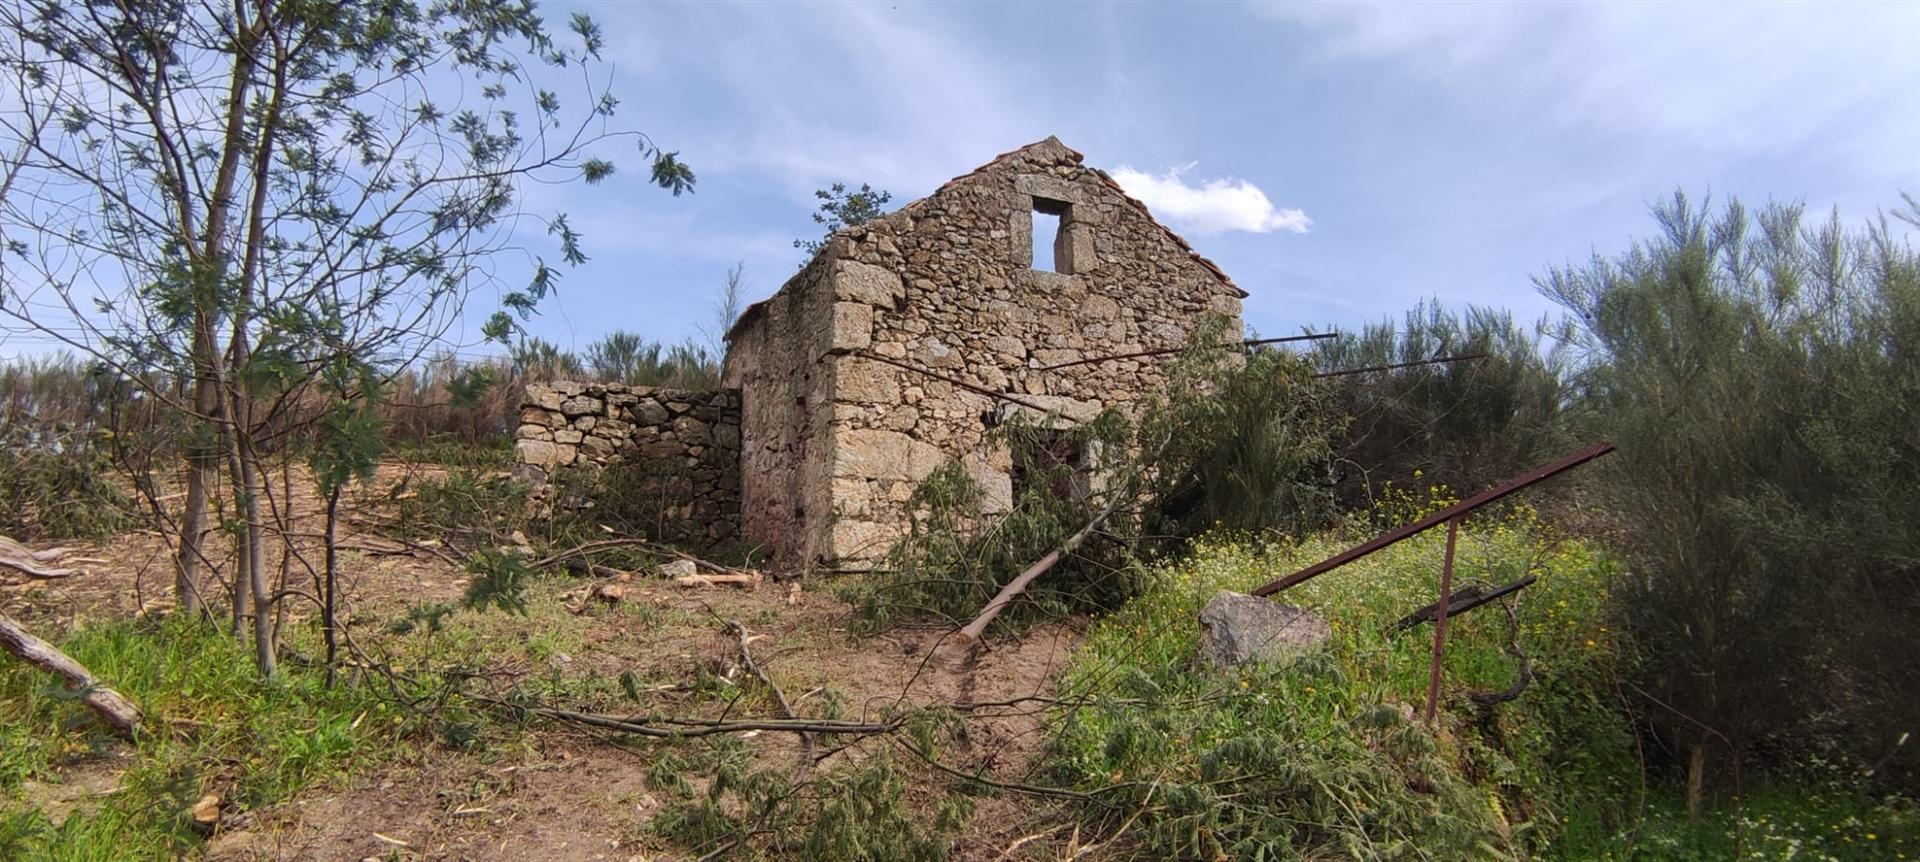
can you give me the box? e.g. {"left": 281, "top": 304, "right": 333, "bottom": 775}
{"left": 0, "top": 535, "right": 94, "bottom": 580}
{"left": 672, "top": 572, "right": 762, "bottom": 589}
{"left": 0, "top": 610, "right": 142, "bottom": 737}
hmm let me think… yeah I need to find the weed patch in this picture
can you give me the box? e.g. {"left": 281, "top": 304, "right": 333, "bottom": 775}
{"left": 0, "top": 618, "right": 400, "bottom": 859}
{"left": 1050, "top": 505, "right": 1639, "bottom": 858}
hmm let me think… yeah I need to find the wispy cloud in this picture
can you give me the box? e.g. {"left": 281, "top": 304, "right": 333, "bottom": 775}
{"left": 1110, "top": 164, "right": 1311, "bottom": 235}
{"left": 599, "top": 3, "right": 1043, "bottom": 201}
{"left": 1255, "top": 1, "right": 1920, "bottom": 165}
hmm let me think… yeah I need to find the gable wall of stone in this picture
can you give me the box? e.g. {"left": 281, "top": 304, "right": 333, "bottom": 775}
{"left": 801, "top": 140, "right": 1244, "bottom": 563}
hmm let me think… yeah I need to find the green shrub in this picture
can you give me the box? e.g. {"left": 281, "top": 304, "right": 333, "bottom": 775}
{"left": 649, "top": 747, "right": 969, "bottom": 862}
{"left": 1541, "top": 192, "right": 1920, "bottom": 794}
{"left": 852, "top": 335, "right": 1345, "bottom": 633}
{"left": 0, "top": 426, "right": 130, "bottom": 541}
{"left": 392, "top": 468, "right": 529, "bottom": 551}
{"left": 1051, "top": 504, "right": 1637, "bottom": 859}
{"left": 1313, "top": 301, "right": 1573, "bottom": 515}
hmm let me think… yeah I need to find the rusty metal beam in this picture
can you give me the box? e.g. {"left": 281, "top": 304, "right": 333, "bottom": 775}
{"left": 1423, "top": 517, "right": 1461, "bottom": 725}
{"left": 1036, "top": 333, "right": 1337, "bottom": 372}
{"left": 1313, "top": 352, "right": 1489, "bottom": 380}
{"left": 1251, "top": 441, "right": 1615, "bottom": 597}
{"left": 1395, "top": 575, "right": 1538, "bottom": 632}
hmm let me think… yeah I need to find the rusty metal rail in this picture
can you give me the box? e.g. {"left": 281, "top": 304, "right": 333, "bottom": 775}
{"left": 1312, "top": 352, "right": 1488, "bottom": 380}
{"left": 1251, "top": 441, "right": 1614, "bottom": 597}
{"left": 1247, "top": 441, "right": 1614, "bottom": 725}
{"left": 1036, "top": 332, "right": 1337, "bottom": 372}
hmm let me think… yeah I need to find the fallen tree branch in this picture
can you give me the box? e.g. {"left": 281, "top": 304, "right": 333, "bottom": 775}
{"left": 1468, "top": 597, "right": 1534, "bottom": 706}
{"left": 674, "top": 572, "right": 762, "bottom": 589}
{"left": 956, "top": 492, "right": 1128, "bottom": 644}
{"left": 530, "top": 538, "right": 732, "bottom": 574}
{"left": 729, "top": 620, "right": 810, "bottom": 761}
{"left": 517, "top": 704, "right": 897, "bottom": 739}
{"left": 0, "top": 536, "right": 88, "bottom": 579}
{"left": 0, "top": 611, "right": 142, "bottom": 737}
{"left": 563, "top": 558, "right": 632, "bottom": 579}
{"left": 693, "top": 621, "right": 817, "bottom": 862}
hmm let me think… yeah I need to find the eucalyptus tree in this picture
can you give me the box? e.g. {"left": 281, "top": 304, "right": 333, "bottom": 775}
{"left": 0, "top": 0, "right": 693, "bottom": 676}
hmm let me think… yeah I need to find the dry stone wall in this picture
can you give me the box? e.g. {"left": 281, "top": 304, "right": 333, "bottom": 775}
{"left": 514, "top": 381, "right": 741, "bottom": 546}
{"left": 724, "top": 136, "right": 1245, "bottom": 565}
{"left": 721, "top": 261, "right": 842, "bottom": 562}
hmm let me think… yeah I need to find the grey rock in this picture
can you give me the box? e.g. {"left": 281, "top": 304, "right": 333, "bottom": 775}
{"left": 1196, "top": 591, "right": 1330, "bottom": 669}
{"left": 632, "top": 400, "right": 670, "bottom": 426}
{"left": 559, "top": 395, "right": 602, "bottom": 417}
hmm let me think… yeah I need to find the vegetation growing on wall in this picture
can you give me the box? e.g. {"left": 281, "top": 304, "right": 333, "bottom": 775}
{"left": 856, "top": 338, "right": 1345, "bottom": 631}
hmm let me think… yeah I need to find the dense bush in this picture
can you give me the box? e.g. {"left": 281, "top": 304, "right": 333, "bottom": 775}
{"left": 1052, "top": 507, "right": 1639, "bottom": 859}
{"left": 0, "top": 425, "right": 130, "bottom": 541}
{"left": 1313, "top": 301, "right": 1573, "bottom": 514}
{"left": 855, "top": 337, "right": 1345, "bottom": 632}
{"left": 1541, "top": 193, "right": 1920, "bottom": 798}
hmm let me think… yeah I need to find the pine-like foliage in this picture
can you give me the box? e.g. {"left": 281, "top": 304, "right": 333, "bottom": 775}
{"left": 1314, "top": 301, "right": 1572, "bottom": 513}
{"left": 1540, "top": 192, "right": 1920, "bottom": 792}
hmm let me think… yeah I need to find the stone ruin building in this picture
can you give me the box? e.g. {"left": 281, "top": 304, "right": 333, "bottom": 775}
{"left": 515, "top": 136, "right": 1245, "bottom": 567}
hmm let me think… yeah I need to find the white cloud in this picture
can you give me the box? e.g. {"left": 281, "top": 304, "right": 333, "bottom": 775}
{"left": 1110, "top": 164, "right": 1311, "bottom": 235}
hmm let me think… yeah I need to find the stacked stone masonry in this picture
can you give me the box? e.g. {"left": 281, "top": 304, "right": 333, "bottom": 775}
{"left": 514, "top": 381, "right": 742, "bottom": 545}
{"left": 721, "top": 136, "right": 1245, "bottom": 566}
{"left": 514, "top": 136, "right": 1246, "bottom": 567}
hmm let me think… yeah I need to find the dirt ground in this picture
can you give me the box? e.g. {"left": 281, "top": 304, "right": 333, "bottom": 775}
{"left": 0, "top": 462, "right": 1095, "bottom": 860}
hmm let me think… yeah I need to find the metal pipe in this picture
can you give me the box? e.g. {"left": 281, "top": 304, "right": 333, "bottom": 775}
{"left": 1036, "top": 333, "right": 1336, "bottom": 372}
{"left": 1313, "top": 352, "right": 1489, "bottom": 380}
{"left": 1395, "top": 575, "right": 1538, "bottom": 632}
{"left": 1424, "top": 516, "right": 1461, "bottom": 725}
{"left": 854, "top": 351, "right": 1058, "bottom": 415}
{"left": 1251, "top": 441, "right": 1615, "bottom": 597}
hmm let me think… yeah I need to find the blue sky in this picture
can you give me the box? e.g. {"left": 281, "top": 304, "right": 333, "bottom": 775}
{"left": 506, "top": 0, "right": 1918, "bottom": 357}
{"left": 75, "top": 0, "right": 1911, "bottom": 364}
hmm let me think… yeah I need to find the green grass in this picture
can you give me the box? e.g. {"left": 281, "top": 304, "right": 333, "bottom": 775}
{"left": 1049, "top": 499, "right": 1920, "bottom": 860}
{"left": 0, "top": 617, "right": 400, "bottom": 860}
{"left": 1049, "top": 505, "right": 1640, "bottom": 860}
{"left": 1562, "top": 786, "right": 1920, "bottom": 861}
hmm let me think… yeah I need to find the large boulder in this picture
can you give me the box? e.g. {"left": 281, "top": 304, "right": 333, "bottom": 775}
{"left": 1197, "top": 591, "right": 1331, "bottom": 669}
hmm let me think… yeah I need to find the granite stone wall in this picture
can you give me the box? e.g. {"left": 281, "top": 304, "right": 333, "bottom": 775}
{"left": 723, "top": 136, "right": 1245, "bottom": 565}
{"left": 514, "top": 381, "right": 741, "bottom": 545}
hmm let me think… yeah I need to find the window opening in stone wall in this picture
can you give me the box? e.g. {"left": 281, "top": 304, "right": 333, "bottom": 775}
{"left": 1030, "top": 197, "right": 1070, "bottom": 273}
{"left": 1011, "top": 431, "right": 1087, "bottom": 503}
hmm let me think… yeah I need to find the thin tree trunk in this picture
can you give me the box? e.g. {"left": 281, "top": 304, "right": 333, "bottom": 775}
{"left": 323, "top": 484, "right": 341, "bottom": 688}
{"left": 175, "top": 322, "right": 219, "bottom": 617}
{"left": 0, "top": 611, "right": 141, "bottom": 737}
{"left": 956, "top": 492, "right": 1127, "bottom": 643}
{"left": 273, "top": 457, "right": 292, "bottom": 658}
{"left": 235, "top": 433, "right": 275, "bottom": 678}
{"left": 226, "top": 443, "right": 249, "bottom": 637}
{"left": 1686, "top": 742, "right": 1707, "bottom": 822}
